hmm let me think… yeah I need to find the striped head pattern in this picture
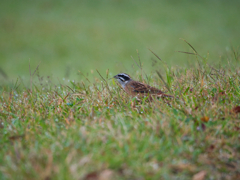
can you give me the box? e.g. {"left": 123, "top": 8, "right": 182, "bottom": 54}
{"left": 113, "top": 73, "right": 132, "bottom": 88}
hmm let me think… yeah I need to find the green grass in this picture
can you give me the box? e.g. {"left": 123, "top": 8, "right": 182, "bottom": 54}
{"left": 1, "top": 0, "right": 240, "bottom": 179}
{"left": 0, "top": 45, "right": 240, "bottom": 179}
{"left": 0, "top": 0, "right": 240, "bottom": 84}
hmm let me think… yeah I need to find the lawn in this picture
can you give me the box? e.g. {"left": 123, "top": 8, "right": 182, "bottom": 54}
{"left": 1, "top": 44, "right": 240, "bottom": 179}
{"left": 0, "top": 0, "right": 240, "bottom": 179}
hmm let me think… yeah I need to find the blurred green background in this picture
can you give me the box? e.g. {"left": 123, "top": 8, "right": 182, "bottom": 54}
{"left": 0, "top": 0, "right": 239, "bottom": 84}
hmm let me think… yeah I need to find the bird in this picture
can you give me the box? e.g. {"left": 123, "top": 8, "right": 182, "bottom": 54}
{"left": 113, "top": 73, "right": 173, "bottom": 100}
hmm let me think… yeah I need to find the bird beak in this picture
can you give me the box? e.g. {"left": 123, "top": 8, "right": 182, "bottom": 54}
{"left": 107, "top": 75, "right": 118, "bottom": 80}
{"left": 108, "top": 76, "right": 116, "bottom": 80}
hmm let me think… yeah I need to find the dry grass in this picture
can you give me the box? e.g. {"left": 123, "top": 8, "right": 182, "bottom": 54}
{"left": 0, "top": 48, "right": 240, "bottom": 179}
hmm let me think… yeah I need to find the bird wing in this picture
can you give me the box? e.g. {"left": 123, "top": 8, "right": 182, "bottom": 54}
{"left": 129, "top": 81, "right": 162, "bottom": 94}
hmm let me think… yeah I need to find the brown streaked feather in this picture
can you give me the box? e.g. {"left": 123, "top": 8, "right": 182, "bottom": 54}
{"left": 124, "top": 81, "right": 173, "bottom": 99}
{"left": 129, "top": 81, "right": 163, "bottom": 94}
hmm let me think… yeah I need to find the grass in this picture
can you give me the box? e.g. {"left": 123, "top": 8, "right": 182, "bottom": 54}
{"left": 0, "top": 0, "right": 240, "bottom": 179}
{"left": 0, "top": 44, "right": 240, "bottom": 179}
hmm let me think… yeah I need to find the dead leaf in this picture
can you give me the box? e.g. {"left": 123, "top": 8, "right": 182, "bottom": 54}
{"left": 83, "top": 171, "right": 98, "bottom": 180}
{"left": 171, "top": 163, "right": 196, "bottom": 173}
{"left": 200, "top": 116, "right": 209, "bottom": 122}
{"left": 235, "top": 125, "right": 240, "bottom": 131}
{"left": 208, "top": 144, "right": 215, "bottom": 151}
{"left": 99, "top": 169, "right": 114, "bottom": 180}
{"left": 9, "top": 134, "right": 25, "bottom": 141}
{"left": 192, "top": 170, "right": 207, "bottom": 180}
{"left": 194, "top": 105, "right": 199, "bottom": 110}
{"left": 145, "top": 121, "right": 150, "bottom": 126}
{"left": 232, "top": 106, "right": 240, "bottom": 114}
{"left": 83, "top": 169, "right": 114, "bottom": 180}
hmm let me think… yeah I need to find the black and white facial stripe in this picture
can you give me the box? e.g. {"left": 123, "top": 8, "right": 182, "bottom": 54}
{"left": 114, "top": 73, "right": 131, "bottom": 88}
{"left": 117, "top": 73, "right": 130, "bottom": 82}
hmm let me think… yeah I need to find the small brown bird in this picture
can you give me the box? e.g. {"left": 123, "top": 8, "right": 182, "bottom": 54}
{"left": 113, "top": 73, "right": 173, "bottom": 100}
